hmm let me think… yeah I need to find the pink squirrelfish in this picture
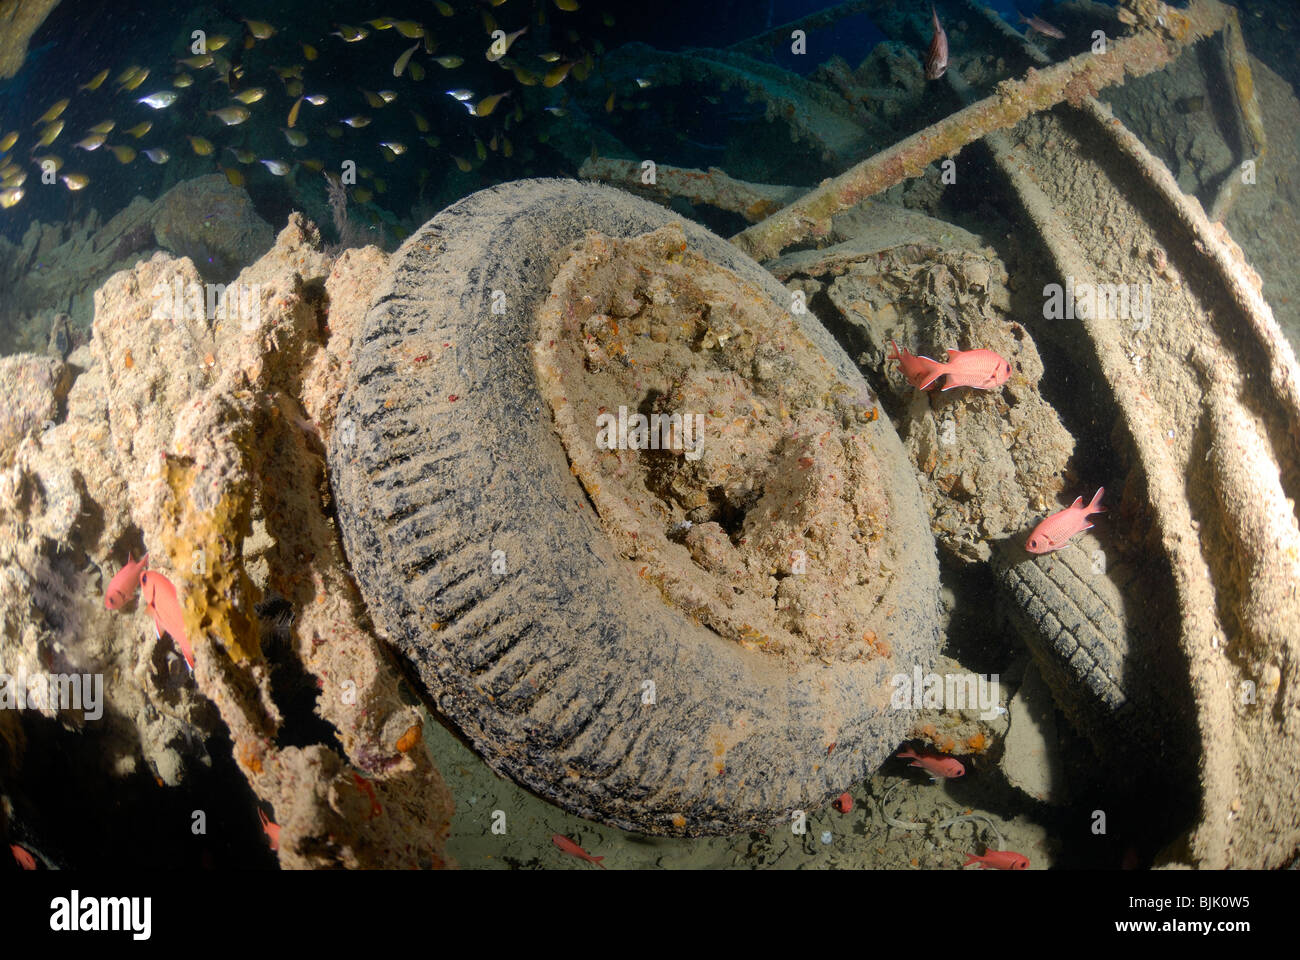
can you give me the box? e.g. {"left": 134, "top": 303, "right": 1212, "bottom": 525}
{"left": 140, "top": 570, "right": 193, "bottom": 669}
{"left": 1025, "top": 487, "right": 1105, "bottom": 554}
{"left": 104, "top": 551, "right": 148, "bottom": 609}
{"left": 914, "top": 347, "right": 1012, "bottom": 391}
{"left": 898, "top": 746, "right": 966, "bottom": 779}
{"left": 888, "top": 339, "right": 944, "bottom": 391}
{"left": 925, "top": 4, "right": 948, "bottom": 80}
{"left": 1019, "top": 12, "right": 1065, "bottom": 40}
{"left": 965, "top": 849, "right": 1030, "bottom": 869}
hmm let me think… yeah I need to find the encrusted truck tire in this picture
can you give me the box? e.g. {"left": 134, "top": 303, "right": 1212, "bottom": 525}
{"left": 328, "top": 179, "right": 941, "bottom": 836}
{"left": 990, "top": 532, "right": 1187, "bottom": 761}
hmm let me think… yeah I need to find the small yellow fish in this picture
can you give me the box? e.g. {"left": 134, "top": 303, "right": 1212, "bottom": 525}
{"left": 260, "top": 158, "right": 290, "bottom": 176}
{"left": 35, "top": 121, "right": 65, "bottom": 148}
{"left": 434, "top": 55, "right": 464, "bottom": 68}
{"left": 31, "top": 154, "right": 62, "bottom": 172}
{"left": 489, "top": 133, "right": 497, "bottom": 152}
{"left": 225, "top": 146, "right": 256, "bottom": 164}
{"left": 223, "top": 165, "right": 244, "bottom": 187}
{"left": 79, "top": 68, "right": 110, "bottom": 91}
{"left": 379, "top": 145, "right": 397, "bottom": 162}
{"left": 208, "top": 34, "right": 231, "bottom": 51}
{"left": 539, "top": 51, "right": 563, "bottom": 62}
{"left": 0, "top": 131, "right": 17, "bottom": 152}
{"left": 288, "top": 95, "right": 304, "bottom": 128}
{"left": 453, "top": 155, "right": 471, "bottom": 172}
{"left": 342, "top": 116, "right": 371, "bottom": 128}
{"left": 177, "top": 54, "right": 213, "bottom": 69}
{"left": 394, "top": 20, "right": 424, "bottom": 38}
{"left": 243, "top": 19, "right": 276, "bottom": 40}
{"left": 285, "top": 78, "right": 304, "bottom": 97}
{"left": 411, "top": 111, "right": 430, "bottom": 132}
{"left": 554, "top": 0, "right": 580, "bottom": 10}
{"left": 474, "top": 91, "right": 511, "bottom": 117}
{"left": 544, "top": 61, "right": 573, "bottom": 87}
{"left": 123, "top": 121, "right": 152, "bottom": 139}
{"left": 136, "top": 91, "right": 178, "bottom": 109}
{"left": 74, "top": 134, "right": 107, "bottom": 151}
{"left": 305, "top": 94, "right": 328, "bottom": 106}
{"left": 392, "top": 40, "right": 418, "bottom": 76}
{"left": 503, "top": 136, "right": 513, "bottom": 157}
{"left": 302, "top": 43, "right": 318, "bottom": 61}
{"left": 173, "top": 73, "right": 194, "bottom": 88}
{"left": 283, "top": 129, "right": 308, "bottom": 147}
{"left": 435, "top": 1, "right": 454, "bottom": 16}
{"left": 142, "top": 148, "right": 170, "bottom": 164}
{"left": 209, "top": 105, "right": 250, "bottom": 125}
{"left": 275, "top": 65, "right": 305, "bottom": 80}
{"left": 35, "top": 99, "right": 70, "bottom": 126}
{"left": 367, "top": 17, "right": 394, "bottom": 30}
{"left": 408, "top": 61, "right": 425, "bottom": 82}
{"left": 423, "top": 135, "right": 440, "bottom": 148}
{"left": 486, "top": 26, "right": 527, "bottom": 62}
{"left": 1, "top": 170, "right": 25, "bottom": 188}
{"left": 109, "top": 145, "right": 136, "bottom": 164}
{"left": 1, "top": 186, "right": 25, "bottom": 207}
{"left": 333, "top": 24, "right": 369, "bottom": 42}
{"left": 187, "top": 135, "right": 215, "bottom": 156}
{"left": 300, "top": 158, "right": 324, "bottom": 172}
{"left": 353, "top": 187, "right": 373, "bottom": 203}
{"left": 511, "top": 64, "right": 538, "bottom": 85}
{"left": 475, "top": 136, "right": 486, "bottom": 160}
{"left": 379, "top": 90, "right": 397, "bottom": 103}
{"left": 379, "top": 140, "right": 406, "bottom": 155}
{"left": 363, "top": 89, "right": 385, "bottom": 108}
{"left": 116, "top": 65, "right": 143, "bottom": 85}
{"left": 61, "top": 173, "right": 90, "bottom": 190}
{"left": 605, "top": 91, "right": 615, "bottom": 112}
{"left": 233, "top": 87, "right": 266, "bottom": 104}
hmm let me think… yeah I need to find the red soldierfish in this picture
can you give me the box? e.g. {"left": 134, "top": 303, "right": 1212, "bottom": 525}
{"left": 925, "top": 4, "right": 949, "bottom": 80}
{"left": 965, "top": 849, "right": 1030, "bottom": 869}
{"left": 353, "top": 773, "right": 383, "bottom": 818}
{"left": 140, "top": 570, "right": 193, "bottom": 670}
{"left": 552, "top": 833, "right": 605, "bottom": 868}
{"left": 1025, "top": 487, "right": 1105, "bottom": 554}
{"left": 104, "top": 552, "right": 148, "bottom": 609}
{"left": 259, "top": 809, "right": 281, "bottom": 852}
{"left": 915, "top": 348, "right": 1012, "bottom": 391}
{"left": 898, "top": 746, "right": 966, "bottom": 779}
{"left": 888, "top": 339, "right": 944, "bottom": 391}
{"left": 1019, "top": 13, "right": 1065, "bottom": 40}
{"left": 10, "top": 844, "right": 36, "bottom": 870}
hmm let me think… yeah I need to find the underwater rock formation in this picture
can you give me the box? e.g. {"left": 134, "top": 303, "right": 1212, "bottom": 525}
{"left": 0, "top": 0, "right": 58, "bottom": 79}
{"left": 0, "top": 213, "right": 452, "bottom": 867}
{"left": 0, "top": 174, "right": 274, "bottom": 355}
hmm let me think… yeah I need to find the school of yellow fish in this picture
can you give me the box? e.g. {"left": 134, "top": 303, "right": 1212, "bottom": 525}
{"left": 0, "top": 2, "right": 638, "bottom": 216}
